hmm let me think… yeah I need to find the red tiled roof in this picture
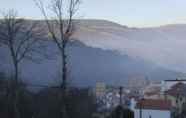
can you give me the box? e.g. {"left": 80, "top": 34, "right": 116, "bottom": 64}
{"left": 165, "top": 82, "right": 186, "bottom": 97}
{"left": 136, "top": 99, "right": 172, "bottom": 110}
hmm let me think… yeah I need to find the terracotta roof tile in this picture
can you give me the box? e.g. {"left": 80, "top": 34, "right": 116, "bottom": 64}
{"left": 136, "top": 99, "right": 172, "bottom": 110}
{"left": 165, "top": 82, "right": 186, "bottom": 97}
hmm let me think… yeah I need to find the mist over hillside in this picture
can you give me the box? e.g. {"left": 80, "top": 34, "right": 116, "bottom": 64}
{"left": 0, "top": 40, "right": 184, "bottom": 87}
{"left": 73, "top": 20, "right": 186, "bottom": 73}
{"left": 0, "top": 20, "right": 186, "bottom": 87}
{"left": 68, "top": 41, "right": 184, "bottom": 86}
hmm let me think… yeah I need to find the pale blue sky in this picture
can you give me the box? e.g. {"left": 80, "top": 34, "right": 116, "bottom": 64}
{"left": 1, "top": 0, "right": 186, "bottom": 27}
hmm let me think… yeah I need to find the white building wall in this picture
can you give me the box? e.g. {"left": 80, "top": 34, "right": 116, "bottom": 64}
{"left": 134, "top": 109, "right": 171, "bottom": 118}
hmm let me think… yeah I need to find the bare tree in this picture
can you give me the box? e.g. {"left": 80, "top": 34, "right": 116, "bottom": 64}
{"left": 34, "top": 0, "right": 80, "bottom": 117}
{"left": 35, "top": 0, "right": 80, "bottom": 91}
{"left": 0, "top": 10, "right": 44, "bottom": 118}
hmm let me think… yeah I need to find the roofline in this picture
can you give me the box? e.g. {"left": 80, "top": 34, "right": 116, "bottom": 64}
{"left": 164, "top": 80, "right": 186, "bottom": 82}
{"left": 135, "top": 108, "right": 171, "bottom": 111}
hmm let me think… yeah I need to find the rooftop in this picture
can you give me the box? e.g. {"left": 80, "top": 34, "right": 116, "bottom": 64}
{"left": 136, "top": 99, "right": 172, "bottom": 110}
{"left": 164, "top": 79, "right": 186, "bottom": 82}
{"left": 165, "top": 82, "right": 186, "bottom": 97}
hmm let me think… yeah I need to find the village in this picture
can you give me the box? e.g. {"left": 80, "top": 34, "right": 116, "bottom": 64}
{"left": 94, "top": 78, "right": 186, "bottom": 118}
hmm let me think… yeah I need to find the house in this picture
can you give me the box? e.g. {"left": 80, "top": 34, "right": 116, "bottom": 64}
{"left": 144, "top": 91, "right": 162, "bottom": 100}
{"left": 164, "top": 82, "right": 186, "bottom": 113}
{"left": 131, "top": 99, "right": 172, "bottom": 118}
{"left": 143, "top": 82, "right": 163, "bottom": 99}
{"left": 95, "top": 82, "right": 106, "bottom": 97}
{"left": 143, "top": 85, "right": 163, "bottom": 100}
{"left": 161, "top": 79, "right": 186, "bottom": 92}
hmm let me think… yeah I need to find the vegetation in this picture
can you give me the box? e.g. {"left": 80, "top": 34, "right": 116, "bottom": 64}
{"left": 0, "top": 0, "right": 82, "bottom": 117}
{"left": 108, "top": 105, "right": 134, "bottom": 118}
{"left": 34, "top": 0, "right": 81, "bottom": 117}
{"left": 0, "top": 72, "right": 97, "bottom": 118}
{"left": 0, "top": 10, "right": 45, "bottom": 118}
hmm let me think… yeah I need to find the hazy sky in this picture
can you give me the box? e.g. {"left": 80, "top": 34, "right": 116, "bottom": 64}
{"left": 1, "top": 0, "right": 186, "bottom": 27}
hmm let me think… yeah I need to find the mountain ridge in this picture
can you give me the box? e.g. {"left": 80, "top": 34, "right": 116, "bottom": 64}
{"left": 1, "top": 19, "right": 186, "bottom": 87}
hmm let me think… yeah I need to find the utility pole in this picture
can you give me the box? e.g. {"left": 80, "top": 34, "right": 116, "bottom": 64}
{"left": 119, "top": 86, "right": 123, "bottom": 106}
{"left": 140, "top": 101, "right": 142, "bottom": 118}
{"left": 139, "top": 98, "right": 144, "bottom": 118}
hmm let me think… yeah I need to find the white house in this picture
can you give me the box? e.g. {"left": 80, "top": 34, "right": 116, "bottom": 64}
{"left": 130, "top": 99, "right": 172, "bottom": 118}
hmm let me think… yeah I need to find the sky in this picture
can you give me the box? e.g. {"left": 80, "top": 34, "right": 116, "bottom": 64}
{"left": 1, "top": 0, "right": 186, "bottom": 27}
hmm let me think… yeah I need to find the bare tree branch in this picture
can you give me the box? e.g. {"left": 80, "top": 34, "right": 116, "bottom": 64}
{"left": 34, "top": 0, "right": 81, "bottom": 118}
{"left": 0, "top": 9, "right": 47, "bottom": 118}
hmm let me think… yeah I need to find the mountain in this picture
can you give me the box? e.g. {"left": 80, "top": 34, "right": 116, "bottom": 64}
{"left": 0, "top": 40, "right": 184, "bottom": 87}
{"left": 68, "top": 41, "right": 183, "bottom": 87}
{"left": 73, "top": 20, "right": 186, "bottom": 73}
{"left": 0, "top": 20, "right": 186, "bottom": 87}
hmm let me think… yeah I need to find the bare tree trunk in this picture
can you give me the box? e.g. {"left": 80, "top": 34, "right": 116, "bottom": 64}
{"left": 34, "top": 1, "right": 80, "bottom": 117}
{"left": 13, "top": 89, "right": 20, "bottom": 118}
{"left": 60, "top": 42, "right": 68, "bottom": 118}
{"left": 10, "top": 44, "right": 21, "bottom": 118}
{"left": 61, "top": 42, "right": 67, "bottom": 91}
{"left": 13, "top": 61, "right": 20, "bottom": 118}
{"left": 0, "top": 10, "right": 43, "bottom": 118}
